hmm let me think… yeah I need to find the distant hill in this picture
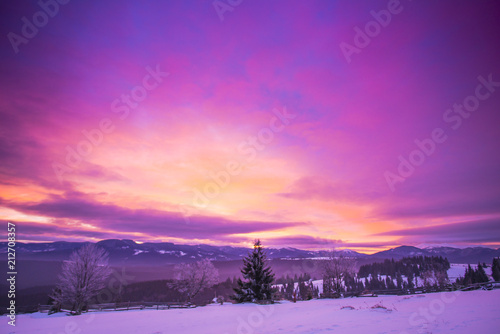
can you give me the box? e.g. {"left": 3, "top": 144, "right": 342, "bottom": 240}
{"left": 1, "top": 239, "right": 498, "bottom": 265}
{"left": 369, "top": 245, "right": 500, "bottom": 263}
{"left": 0, "top": 239, "right": 366, "bottom": 265}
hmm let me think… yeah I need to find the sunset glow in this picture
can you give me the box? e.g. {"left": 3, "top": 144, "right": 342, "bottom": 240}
{"left": 1, "top": 0, "right": 499, "bottom": 253}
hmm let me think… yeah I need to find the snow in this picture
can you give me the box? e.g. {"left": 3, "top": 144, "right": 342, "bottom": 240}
{"left": 311, "top": 279, "right": 323, "bottom": 295}
{"left": 156, "top": 250, "right": 186, "bottom": 256}
{"left": 31, "top": 248, "right": 56, "bottom": 253}
{"left": 4, "top": 290, "right": 499, "bottom": 333}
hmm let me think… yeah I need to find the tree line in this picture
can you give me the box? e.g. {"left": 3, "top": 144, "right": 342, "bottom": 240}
{"left": 455, "top": 262, "right": 493, "bottom": 285}
{"left": 274, "top": 273, "right": 320, "bottom": 301}
{"left": 358, "top": 256, "right": 450, "bottom": 278}
{"left": 47, "top": 242, "right": 500, "bottom": 315}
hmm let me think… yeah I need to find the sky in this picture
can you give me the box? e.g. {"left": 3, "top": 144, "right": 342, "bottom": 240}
{"left": 0, "top": 0, "right": 499, "bottom": 253}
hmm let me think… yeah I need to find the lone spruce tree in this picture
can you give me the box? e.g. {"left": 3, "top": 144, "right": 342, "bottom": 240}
{"left": 232, "top": 239, "right": 275, "bottom": 303}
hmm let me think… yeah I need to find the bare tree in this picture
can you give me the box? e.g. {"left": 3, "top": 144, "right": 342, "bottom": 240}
{"left": 322, "top": 251, "right": 355, "bottom": 297}
{"left": 435, "top": 270, "right": 450, "bottom": 288}
{"left": 51, "top": 244, "right": 111, "bottom": 315}
{"left": 421, "top": 269, "right": 449, "bottom": 289}
{"left": 420, "top": 270, "right": 434, "bottom": 288}
{"left": 171, "top": 259, "right": 219, "bottom": 302}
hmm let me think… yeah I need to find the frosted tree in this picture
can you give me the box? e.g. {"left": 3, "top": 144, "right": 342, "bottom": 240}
{"left": 51, "top": 244, "right": 111, "bottom": 315}
{"left": 233, "top": 239, "right": 275, "bottom": 303}
{"left": 171, "top": 258, "right": 219, "bottom": 302}
{"left": 434, "top": 269, "right": 450, "bottom": 288}
{"left": 322, "top": 251, "right": 355, "bottom": 297}
{"left": 420, "top": 270, "right": 435, "bottom": 288}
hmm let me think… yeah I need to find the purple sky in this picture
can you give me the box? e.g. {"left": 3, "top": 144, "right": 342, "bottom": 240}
{"left": 1, "top": 0, "right": 499, "bottom": 252}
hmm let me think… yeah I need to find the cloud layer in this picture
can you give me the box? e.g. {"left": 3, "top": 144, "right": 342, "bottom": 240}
{"left": 1, "top": 0, "right": 500, "bottom": 251}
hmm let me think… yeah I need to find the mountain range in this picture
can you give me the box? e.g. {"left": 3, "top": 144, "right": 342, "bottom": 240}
{"left": 2, "top": 239, "right": 499, "bottom": 265}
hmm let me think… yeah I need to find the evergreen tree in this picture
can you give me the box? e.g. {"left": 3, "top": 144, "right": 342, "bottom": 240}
{"left": 492, "top": 258, "right": 500, "bottom": 281}
{"left": 285, "top": 281, "right": 294, "bottom": 299}
{"left": 386, "top": 276, "right": 396, "bottom": 289}
{"left": 396, "top": 272, "right": 403, "bottom": 290}
{"left": 232, "top": 240, "right": 275, "bottom": 303}
{"left": 476, "top": 263, "right": 489, "bottom": 283}
{"left": 457, "top": 263, "right": 489, "bottom": 285}
{"left": 407, "top": 271, "right": 415, "bottom": 290}
{"left": 298, "top": 281, "right": 313, "bottom": 300}
{"left": 464, "top": 264, "right": 474, "bottom": 284}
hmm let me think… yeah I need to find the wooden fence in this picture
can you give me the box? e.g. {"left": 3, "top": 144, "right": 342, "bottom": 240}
{"left": 38, "top": 301, "right": 195, "bottom": 313}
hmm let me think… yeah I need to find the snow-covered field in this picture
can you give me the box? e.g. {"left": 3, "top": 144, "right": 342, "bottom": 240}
{"left": 3, "top": 289, "right": 499, "bottom": 334}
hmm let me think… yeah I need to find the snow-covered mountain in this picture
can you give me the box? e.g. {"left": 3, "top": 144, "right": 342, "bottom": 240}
{"left": 369, "top": 245, "right": 500, "bottom": 263}
{"left": 1, "top": 240, "right": 498, "bottom": 265}
{"left": 0, "top": 239, "right": 363, "bottom": 265}
{"left": 370, "top": 245, "right": 427, "bottom": 258}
